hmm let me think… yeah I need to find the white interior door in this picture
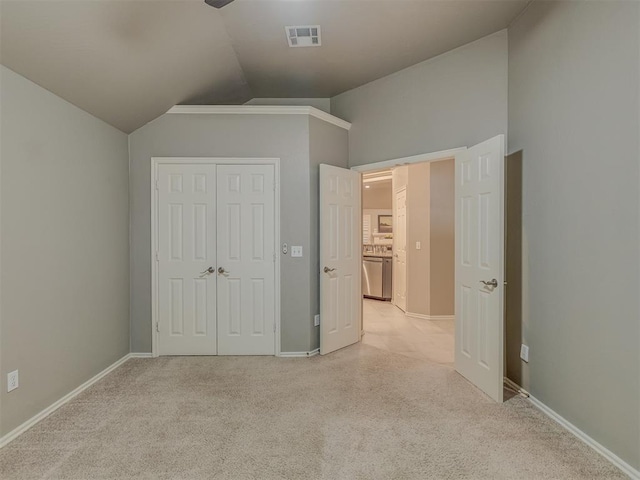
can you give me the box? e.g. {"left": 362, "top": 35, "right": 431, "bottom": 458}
{"left": 455, "top": 135, "right": 505, "bottom": 402}
{"left": 320, "top": 164, "right": 362, "bottom": 355}
{"left": 216, "top": 164, "right": 276, "bottom": 355}
{"left": 393, "top": 187, "right": 407, "bottom": 311}
{"left": 157, "top": 164, "right": 217, "bottom": 355}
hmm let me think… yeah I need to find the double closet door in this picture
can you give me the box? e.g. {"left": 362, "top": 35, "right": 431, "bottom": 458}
{"left": 156, "top": 163, "right": 276, "bottom": 356}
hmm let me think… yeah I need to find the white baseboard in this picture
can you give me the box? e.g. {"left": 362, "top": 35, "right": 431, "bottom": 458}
{"left": 0, "top": 353, "right": 134, "bottom": 449}
{"left": 528, "top": 395, "right": 639, "bottom": 479}
{"left": 129, "top": 352, "right": 154, "bottom": 358}
{"left": 278, "top": 348, "right": 320, "bottom": 358}
{"left": 406, "top": 312, "right": 454, "bottom": 321}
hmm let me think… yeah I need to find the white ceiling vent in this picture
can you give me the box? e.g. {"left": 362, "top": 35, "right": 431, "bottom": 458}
{"left": 285, "top": 26, "right": 321, "bottom": 48}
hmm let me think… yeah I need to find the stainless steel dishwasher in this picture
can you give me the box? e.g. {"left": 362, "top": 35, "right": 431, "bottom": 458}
{"left": 362, "top": 256, "right": 392, "bottom": 300}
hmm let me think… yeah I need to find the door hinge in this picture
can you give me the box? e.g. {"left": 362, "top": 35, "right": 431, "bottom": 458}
{"left": 273, "top": 181, "right": 276, "bottom": 192}
{"left": 273, "top": 323, "right": 276, "bottom": 333}
{"left": 155, "top": 251, "right": 159, "bottom": 262}
{"left": 273, "top": 252, "right": 276, "bottom": 262}
{"left": 156, "top": 322, "right": 159, "bottom": 333}
{"left": 155, "top": 180, "right": 159, "bottom": 190}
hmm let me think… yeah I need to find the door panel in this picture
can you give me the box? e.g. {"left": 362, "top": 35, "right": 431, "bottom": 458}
{"left": 320, "top": 164, "right": 362, "bottom": 355}
{"left": 455, "top": 135, "right": 505, "bottom": 402}
{"left": 157, "top": 164, "right": 217, "bottom": 355}
{"left": 217, "top": 164, "right": 275, "bottom": 355}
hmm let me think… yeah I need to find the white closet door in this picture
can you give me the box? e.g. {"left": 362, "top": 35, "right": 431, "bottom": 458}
{"left": 216, "top": 164, "right": 276, "bottom": 355}
{"left": 157, "top": 164, "right": 217, "bottom": 355}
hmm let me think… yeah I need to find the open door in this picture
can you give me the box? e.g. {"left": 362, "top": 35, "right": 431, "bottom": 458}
{"left": 320, "top": 164, "right": 362, "bottom": 355}
{"left": 455, "top": 135, "right": 505, "bottom": 402}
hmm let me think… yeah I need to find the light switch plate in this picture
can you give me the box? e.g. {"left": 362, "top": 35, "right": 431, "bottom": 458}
{"left": 416, "top": 241, "right": 421, "bottom": 250}
{"left": 520, "top": 344, "right": 529, "bottom": 363}
{"left": 291, "top": 246, "right": 303, "bottom": 257}
{"left": 314, "top": 314, "right": 320, "bottom": 327}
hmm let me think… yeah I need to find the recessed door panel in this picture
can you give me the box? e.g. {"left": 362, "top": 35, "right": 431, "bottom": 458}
{"left": 194, "top": 278, "right": 208, "bottom": 335}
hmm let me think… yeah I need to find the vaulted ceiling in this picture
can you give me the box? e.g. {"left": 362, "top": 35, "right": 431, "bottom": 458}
{"left": 0, "top": 0, "right": 529, "bottom": 133}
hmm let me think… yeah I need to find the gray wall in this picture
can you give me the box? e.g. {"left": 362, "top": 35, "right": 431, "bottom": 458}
{"left": 129, "top": 113, "right": 317, "bottom": 353}
{"left": 308, "top": 117, "right": 349, "bottom": 350}
{"left": 505, "top": 151, "right": 523, "bottom": 387}
{"left": 509, "top": 1, "right": 640, "bottom": 469}
{"left": 331, "top": 30, "right": 508, "bottom": 167}
{"left": 363, "top": 181, "right": 392, "bottom": 210}
{"left": 429, "top": 159, "right": 454, "bottom": 316}
{"left": 0, "top": 66, "right": 130, "bottom": 436}
{"left": 406, "top": 163, "right": 431, "bottom": 316}
{"left": 404, "top": 160, "right": 454, "bottom": 317}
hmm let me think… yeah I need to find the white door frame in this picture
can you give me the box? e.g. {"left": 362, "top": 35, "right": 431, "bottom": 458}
{"left": 350, "top": 148, "right": 468, "bottom": 173}
{"left": 353, "top": 147, "right": 467, "bottom": 336}
{"left": 151, "top": 157, "right": 281, "bottom": 357}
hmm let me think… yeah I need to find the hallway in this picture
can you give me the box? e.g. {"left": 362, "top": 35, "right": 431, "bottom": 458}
{"left": 361, "top": 299, "right": 454, "bottom": 366}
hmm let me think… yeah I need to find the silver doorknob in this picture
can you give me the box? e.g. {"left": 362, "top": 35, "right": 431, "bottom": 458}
{"left": 218, "top": 267, "right": 229, "bottom": 275}
{"left": 480, "top": 279, "right": 498, "bottom": 288}
{"left": 323, "top": 266, "right": 336, "bottom": 273}
{"left": 200, "top": 266, "right": 215, "bottom": 276}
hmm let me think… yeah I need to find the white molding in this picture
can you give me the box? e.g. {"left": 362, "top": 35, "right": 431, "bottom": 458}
{"left": 151, "top": 157, "right": 281, "bottom": 358}
{"left": 0, "top": 353, "right": 132, "bottom": 449}
{"left": 129, "top": 352, "right": 154, "bottom": 358}
{"left": 165, "top": 105, "right": 351, "bottom": 131}
{"left": 406, "top": 312, "right": 454, "bottom": 321}
{"left": 351, "top": 147, "right": 467, "bottom": 172}
{"left": 278, "top": 348, "right": 320, "bottom": 358}
{"left": 529, "top": 395, "right": 640, "bottom": 479}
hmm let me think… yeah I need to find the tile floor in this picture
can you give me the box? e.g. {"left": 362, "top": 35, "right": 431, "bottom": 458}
{"left": 361, "top": 298, "right": 454, "bottom": 366}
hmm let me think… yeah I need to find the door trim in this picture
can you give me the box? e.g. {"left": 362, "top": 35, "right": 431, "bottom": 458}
{"left": 355, "top": 147, "right": 467, "bottom": 339}
{"left": 151, "top": 157, "right": 281, "bottom": 357}
{"left": 351, "top": 147, "right": 467, "bottom": 172}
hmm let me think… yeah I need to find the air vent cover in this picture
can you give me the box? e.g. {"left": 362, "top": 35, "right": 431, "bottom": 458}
{"left": 285, "top": 25, "right": 321, "bottom": 48}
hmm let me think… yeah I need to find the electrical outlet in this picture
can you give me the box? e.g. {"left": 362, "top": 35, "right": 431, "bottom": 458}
{"left": 520, "top": 344, "right": 529, "bottom": 363}
{"left": 314, "top": 314, "right": 320, "bottom": 327}
{"left": 7, "top": 370, "right": 19, "bottom": 392}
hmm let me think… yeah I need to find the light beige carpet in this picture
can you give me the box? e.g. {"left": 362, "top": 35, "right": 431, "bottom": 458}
{"left": 0, "top": 344, "right": 626, "bottom": 479}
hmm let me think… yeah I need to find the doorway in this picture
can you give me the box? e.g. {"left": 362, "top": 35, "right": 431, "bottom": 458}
{"left": 151, "top": 158, "right": 281, "bottom": 357}
{"left": 360, "top": 160, "right": 456, "bottom": 366}
{"left": 343, "top": 137, "right": 506, "bottom": 402}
